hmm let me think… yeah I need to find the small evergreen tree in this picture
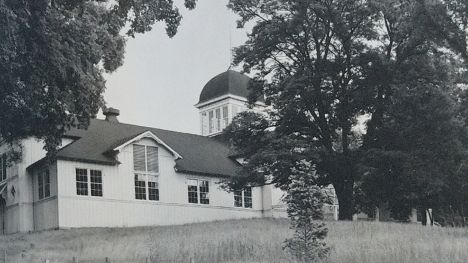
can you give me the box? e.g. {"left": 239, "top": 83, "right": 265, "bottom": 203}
{"left": 226, "top": 0, "right": 468, "bottom": 222}
{"left": 283, "top": 160, "right": 330, "bottom": 262}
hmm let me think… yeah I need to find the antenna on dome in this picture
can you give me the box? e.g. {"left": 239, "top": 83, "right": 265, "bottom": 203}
{"left": 227, "top": 27, "right": 232, "bottom": 70}
{"left": 227, "top": 15, "right": 234, "bottom": 70}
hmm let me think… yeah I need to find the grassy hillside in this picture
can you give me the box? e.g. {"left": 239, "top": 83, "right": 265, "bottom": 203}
{"left": 0, "top": 218, "right": 467, "bottom": 263}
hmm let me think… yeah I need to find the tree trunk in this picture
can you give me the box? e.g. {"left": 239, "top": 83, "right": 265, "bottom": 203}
{"left": 421, "top": 206, "right": 427, "bottom": 226}
{"left": 334, "top": 180, "right": 354, "bottom": 220}
{"left": 421, "top": 211, "right": 427, "bottom": 226}
{"left": 460, "top": 205, "right": 466, "bottom": 227}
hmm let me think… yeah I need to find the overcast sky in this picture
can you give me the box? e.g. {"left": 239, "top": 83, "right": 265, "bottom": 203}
{"left": 102, "top": 0, "right": 249, "bottom": 135}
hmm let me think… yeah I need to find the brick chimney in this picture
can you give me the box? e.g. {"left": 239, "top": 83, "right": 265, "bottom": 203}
{"left": 103, "top": 107, "right": 120, "bottom": 123}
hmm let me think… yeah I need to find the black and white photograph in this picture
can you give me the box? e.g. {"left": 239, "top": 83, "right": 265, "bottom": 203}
{"left": 1, "top": 0, "right": 468, "bottom": 262}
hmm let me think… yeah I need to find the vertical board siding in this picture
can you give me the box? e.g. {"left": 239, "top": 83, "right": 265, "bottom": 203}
{"left": 0, "top": 138, "right": 50, "bottom": 234}
{"left": 1, "top": 136, "right": 288, "bottom": 234}
{"left": 33, "top": 163, "right": 59, "bottom": 231}
{"left": 56, "top": 138, "right": 264, "bottom": 228}
{"left": 33, "top": 198, "right": 59, "bottom": 230}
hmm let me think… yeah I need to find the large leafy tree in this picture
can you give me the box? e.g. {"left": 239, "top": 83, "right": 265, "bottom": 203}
{"left": 0, "top": 0, "right": 196, "bottom": 155}
{"left": 360, "top": 80, "right": 467, "bottom": 224}
{"left": 359, "top": 0, "right": 468, "bottom": 225}
{"left": 225, "top": 0, "right": 467, "bottom": 220}
{"left": 226, "top": 0, "right": 379, "bottom": 221}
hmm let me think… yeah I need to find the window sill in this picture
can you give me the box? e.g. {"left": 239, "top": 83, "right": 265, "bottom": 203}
{"left": 235, "top": 206, "right": 253, "bottom": 209}
{"left": 75, "top": 194, "right": 104, "bottom": 199}
{"left": 188, "top": 202, "right": 211, "bottom": 206}
{"left": 134, "top": 199, "right": 160, "bottom": 203}
{"left": 34, "top": 195, "right": 57, "bottom": 204}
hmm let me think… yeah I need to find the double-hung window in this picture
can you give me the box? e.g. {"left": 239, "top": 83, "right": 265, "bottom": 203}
{"left": 0, "top": 155, "right": 7, "bottom": 182}
{"left": 187, "top": 179, "right": 209, "bottom": 204}
{"left": 76, "top": 168, "right": 88, "bottom": 196}
{"left": 37, "top": 169, "right": 50, "bottom": 200}
{"left": 208, "top": 111, "right": 214, "bottom": 134}
{"left": 133, "top": 144, "right": 159, "bottom": 201}
{"left": 134, "top": 174, "right": 146, "bottom": 200}
{"left": 222, "top": 106, "right": 228, "bottom": 129}
{"left": 215, "top": 108, "right": 221, "bottom": 132}
{"left": 90, "top": 170, "right": 103, "bottom": 197}
{"left": 148, "top": 175, "right": 159, "bottom": 201}
{"left": 234, "top": 190, "right": 243, "bottom": 207}
{"left": 234, "top": 187, "right": 252, "bottom": 208}
{"left": 204, "top": 106, "right": 230, "bottom": 135}
{"left": 75, "top": 168, "right": 103, "bottom": 197}
{"left": 244, "top": 187, "right": 252, "bottom": 208}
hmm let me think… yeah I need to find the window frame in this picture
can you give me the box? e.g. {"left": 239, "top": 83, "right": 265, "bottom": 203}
{"left": 187, "top": 179, "right": 198, "bottom": 204}
{"left": 133, "top": 144, "right": 160, "bottom": 201}
{"left": 233, "top": 187, "right": 253, "bottom": 209}
{"left": 204, "top": 106, "right": 231, "bottom": 135}
{"left": 243, "top": 187, "right": 252, "bottom": 208}
{"left": 90, "top": 169, "right": 103, "bottom": 197}
{"left": 147, "top": 175, "right": 159, "bottom": 201}
{"left": 76, "top": 168, "right": 89, "bottom": 196}
{"left": 215, "top": 108, "right": 221, "bottom": 132}
{"left": 37, "top": 168, "right": 51, "bottom": 200}
{"left": 134, "top": 173, "right": 147, "bottom": 200}
{"left": 222, "top": 106, "right": 229, "bottom": 129}
{"left": 208, "top": 110, "right": 214, "bottom": 134}
{"left": 187, "top": 178, "right": 210, "bottom": 205}
{"left": 38, "top": 170, "right": 44, "bottom": 199}
{"left": 234, "top": 190, "right": 243, "bottom": 207}
{"left": 133, "top": 144, "right": 159, "bottom": 174}
{"left": 0, "top": 155, "right": 7, "bottom": 182}
{"left": 75, "top": 168, "right": 103, "bottom": 197}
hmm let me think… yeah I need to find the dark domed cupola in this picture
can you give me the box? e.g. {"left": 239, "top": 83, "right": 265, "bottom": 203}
{"left": 195, "top": 70, "right": 264, "bottom": 137}
{"left": 198, "top": 70, "right": 252, "bottom": 105}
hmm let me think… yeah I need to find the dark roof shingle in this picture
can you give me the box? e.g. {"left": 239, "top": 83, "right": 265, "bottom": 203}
{"left": 31, "top": 119, "right": 241, "bottom": 177}
{"left": 198, "top": 70, "right": 253, "bottom": 104}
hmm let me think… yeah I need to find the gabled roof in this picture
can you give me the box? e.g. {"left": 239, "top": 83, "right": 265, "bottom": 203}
{"left": 29, "top": 119, "right": 241, "bottom": 177}
{"left": 111, "top": 130, "right": 182, "bottom": 160}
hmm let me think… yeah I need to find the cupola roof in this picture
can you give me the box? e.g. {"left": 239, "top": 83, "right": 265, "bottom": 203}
{"left": 197, "top": 70, "right": 253, "bottom": 105}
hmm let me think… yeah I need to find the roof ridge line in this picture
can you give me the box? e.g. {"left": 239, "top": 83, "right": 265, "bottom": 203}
{"left": 90, "top": 119, "right": 210, "bottom": 138}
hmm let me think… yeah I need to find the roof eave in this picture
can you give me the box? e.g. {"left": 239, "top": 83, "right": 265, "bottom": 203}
{"left": 27, "top": 156, "right": 119, "bottom": 172}
{"left": 195, "top": 94, "right": 265, "bottom": 108}
{"left": 56, "top": 156, "right": 120, "bottom": 166}
{"left": 174, "top": 166, "right": 232, "bottom": 178}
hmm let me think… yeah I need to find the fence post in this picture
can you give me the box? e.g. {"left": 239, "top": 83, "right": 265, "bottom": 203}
{"left": 105, "top": 257, "right": 110, "bottom": 263}
{"left": 4, "top": 249, "right": 6, "bottom": 263}
{"left": 72, "top": 256, "right": 77, "bottom": 263}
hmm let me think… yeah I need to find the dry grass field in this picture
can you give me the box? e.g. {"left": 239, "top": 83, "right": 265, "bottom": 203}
{"left": 0, "top": 218, "right": 467, "bottom": 263}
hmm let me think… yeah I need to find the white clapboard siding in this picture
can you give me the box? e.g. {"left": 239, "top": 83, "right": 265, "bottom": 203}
{"left": 0, "top": 138, "right": 50, "bottom": 234}
{"left": 55, "top": 137, "right": 263, "bottom": 229}
{"left": 33, "top": 162, "right": 59, "bottom": 231}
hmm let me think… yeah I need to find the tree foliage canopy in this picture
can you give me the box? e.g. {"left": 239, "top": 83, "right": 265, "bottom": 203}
{"left": 225, "top": 0, "right": 468, "bottom": 220}
{"left": 0, "top": 0, "right": 196, "bottom": 155}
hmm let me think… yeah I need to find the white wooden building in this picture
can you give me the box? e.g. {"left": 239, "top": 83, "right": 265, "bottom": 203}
{"left": 1, "top": 70, "right": 311, "bottom": 234}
